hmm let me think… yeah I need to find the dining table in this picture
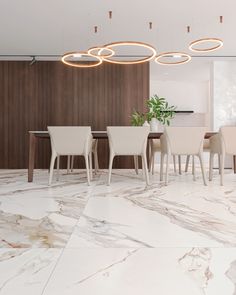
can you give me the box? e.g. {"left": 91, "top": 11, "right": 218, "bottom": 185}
{"left": 28, "top": 130, "right": 235, "bottom": 182}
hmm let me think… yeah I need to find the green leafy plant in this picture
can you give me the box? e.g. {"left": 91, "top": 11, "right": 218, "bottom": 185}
{"left": 131, "top": 110, "right": 146, "bottom": 126}
{"left": 131, "top": 94, "right": 176, "bottom": 126}
{"left": 147, "top": 95, "right": 176, "bottom": 126}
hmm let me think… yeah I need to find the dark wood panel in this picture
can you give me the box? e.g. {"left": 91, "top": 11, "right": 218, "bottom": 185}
{"left": 0, "top": 61, "right": 149, "bottom": 169}
{"left": 0, "top": 62, "right": 9, "bottom": 168}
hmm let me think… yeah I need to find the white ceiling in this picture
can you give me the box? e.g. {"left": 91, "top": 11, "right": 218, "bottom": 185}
{"left": 0, "top": 0, "right": 235, "bottom": 80}
{"left": 0, "top": 0, "right": 235, "bottom": 56}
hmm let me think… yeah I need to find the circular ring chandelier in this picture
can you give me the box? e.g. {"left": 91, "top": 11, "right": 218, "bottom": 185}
{"left": 102, "top": 41, "right": 157, "bottom": 64}
{"left": 88, "top": 46, "right": 115, "bottom": 58}
{"left": 189, "top": 38, "right": 223, "bottom": 52}
{"left": 61, "top": 51, "right": 103, "bottom": 68}
{"left": 155, "top": 52, "right": 191, "bottom": 65}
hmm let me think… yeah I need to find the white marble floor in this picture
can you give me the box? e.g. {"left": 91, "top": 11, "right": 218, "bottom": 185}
{"left": 0, "top": 168, "right": 236, "bottom": 294}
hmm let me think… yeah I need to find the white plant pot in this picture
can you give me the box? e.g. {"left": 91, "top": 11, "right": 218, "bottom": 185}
{"left": 142, "top": 120, "right": 150, "bottom": 128}
{"left": 150, "top": 118, "right": 159, "bottom": 131}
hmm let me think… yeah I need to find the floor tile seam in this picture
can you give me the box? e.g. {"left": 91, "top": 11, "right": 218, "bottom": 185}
{"left": 40, "top": 247, "right": 66, "bottom": 295}
{"left": 60, "top": 177, "right": 102, "bottom": 249}
{"left": 62, "top": 246, "right": 236, "bottom": 250}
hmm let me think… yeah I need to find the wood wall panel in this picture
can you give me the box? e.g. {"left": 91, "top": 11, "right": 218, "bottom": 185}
{"left": 0, "top": 63, "right": 9, "bottom": 168}
{"left": 0, "top": 61, "right": 149, "bottom": 169}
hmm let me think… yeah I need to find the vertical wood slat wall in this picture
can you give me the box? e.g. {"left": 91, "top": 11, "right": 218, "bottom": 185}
{"left": 0, "top": 61, "right": 149, "bottom": 169}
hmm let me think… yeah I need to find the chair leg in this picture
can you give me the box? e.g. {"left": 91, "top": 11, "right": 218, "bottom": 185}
{"left": 178, "top": 155, "right": 182, "bottom": 175}
{"left": 107, "top": 153, "right": 114, "bottom": 185}
{"left": 165, "top": 154, "right": 170, "bottom": 186}
{"left": 173, "top": 155, "right": 177, "bottom": 173}
{"left": 71, "top": 156, "right": 74, "bottom": 172}
{"left": 89, "top": 152, "right": 93, "bottom": 180}
{"left": 67, "top": 156, "right": 70, "bottom": 174}
{"left": 49, "top": 152, "right": 57, "bottom": 185}
{"left": 134, "top": 155, "right": 139, "bottom": 175}
{"left": 84, "top": 155, "right": 91, "bottom": 186}
{"left": 94, "top": 149, "right": 99, "bottom": 174}
{"left": 160, "top": 153, "right": 165, "bottom": 181}
{"left": 199, "top": 153, "right": 207, "bottom": 186}
{"left": 209, "top": 153, "right": 214, "bottom": 181}
{"left": 142, "top": 154, "right": 150, "bottom": 185}
{"left": 56, "top": 156, "right": 60, "bottom": 181}
{"left": 148, "top": 141, "right": 152, "bottom": 172}
{"left": 141, "top": 157, "right": 145, "bottom": 179}
{"left": 192, "top": 155, "right": 196, "bottom": 181}
{"left": 185, "top": 155, "right": 190, "bottom": 172}
{"left": 218, "top": 154, "right": 221, "bottom": 174}
{"left": 220, "top": 154, "right": 224, "bottom": 186}
{"left": 151, "top": 152, "right": 155, "bottom": 175}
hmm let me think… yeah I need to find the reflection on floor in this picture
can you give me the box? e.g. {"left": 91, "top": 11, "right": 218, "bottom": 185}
{"left": 0, "top": 168, "right": 236, "bottom": 294}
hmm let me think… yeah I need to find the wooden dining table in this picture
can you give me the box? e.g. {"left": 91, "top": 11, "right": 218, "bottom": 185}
{"left": 28, "top": 130, "right": 235, "bottom": 182}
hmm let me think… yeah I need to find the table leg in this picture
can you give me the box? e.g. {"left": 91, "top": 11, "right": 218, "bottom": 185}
{"left": 234, "top": 155, "right": 236, "bottom": 174}
{"left": 147, "top": 139, "right": 151, "bottom": 171}
{"left": 28, "top": 133, "right": 36, "bottom": 182}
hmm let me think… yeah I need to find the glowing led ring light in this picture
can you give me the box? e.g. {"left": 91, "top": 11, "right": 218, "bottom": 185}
{"left": 61, "top": 51, "right": 103, "bottom": 68}
{"left": 155, "top": 52, "right": 191, "bottom": 65}
{"left": 88, "top": 46, "right": 115, "bottom": 58}
{"left": 102, "top": 41, "right": 157, "bottom": 64}
{"left": 189, "top": 38, "right": 223, "bottom": 52}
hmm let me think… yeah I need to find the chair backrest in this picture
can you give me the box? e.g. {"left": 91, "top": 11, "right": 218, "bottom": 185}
{"left": 220, "top": 126, "right": 236, "bottom": 154}
{"left": 164, "top": 127, "right": 206, "bottom": 155}
{"left": 107, "top": 126, "right": 149, "bottom": 155}
{"left": 48, "top": 126, "right": 92, "bottom": 155}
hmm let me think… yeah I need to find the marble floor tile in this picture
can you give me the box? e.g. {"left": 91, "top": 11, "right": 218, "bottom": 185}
{"left": 1, "top": 169, "right": 236, "bottom": 294}
{"left": 0, "top": 248, "right": 62, "bottom": 295}
{"left": 0, "top": 171, "right": 95, "bottom": 248}
{"left": 42, "top": 248, "right": 236, "bottom": 295}
{"left": 67, "top": 169, "right": 236, "bottom": 248}
{"left": 0, "top": 196, "right": 79, "bottom": 248}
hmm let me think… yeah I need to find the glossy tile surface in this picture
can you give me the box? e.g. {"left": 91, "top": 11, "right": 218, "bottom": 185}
{"left": 0, "top": 168, "right": 236, "bottom": 294}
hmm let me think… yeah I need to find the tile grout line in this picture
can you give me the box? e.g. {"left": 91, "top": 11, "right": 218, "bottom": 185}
{"left": 41, "top": 173, "right": 102, "bottom": 294}
{"left": 40, "top": 172, "right": 102, "bottom": 294}
{"left": 62, "top": 173, "right": 101, "bottom": 249}
{"left": 40, "top": 247, "right": 66, "bottom": 295}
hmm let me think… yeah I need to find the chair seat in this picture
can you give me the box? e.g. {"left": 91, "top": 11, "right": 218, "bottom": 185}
{"left": 203, "top": 139, "right": 210, "bottom": 150}
{"left": 151, "top": 139, "right": 161, "bottom": 151}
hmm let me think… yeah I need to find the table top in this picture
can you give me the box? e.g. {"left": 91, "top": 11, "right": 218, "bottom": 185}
{"left": 29, "top": 130, "right": 217, "bottom": 139}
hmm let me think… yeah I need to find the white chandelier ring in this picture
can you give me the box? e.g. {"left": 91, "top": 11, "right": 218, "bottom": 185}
{"left": 102, "top": 41, "right": 157, "bottom": 64}
{"left": 88, "top": 46, "right": 115, "bottom": 58}
{"left": 189, "top": 38, "right": 223, "bottom": 52}
{"left": 61, "top": 51, "right": 103, "bottom": 68}
{"left": 155, "top": 52, "right": 191, "bottom": 65}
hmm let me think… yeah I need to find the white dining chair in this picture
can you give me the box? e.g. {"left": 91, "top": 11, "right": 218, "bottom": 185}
{"left": 209, "top": 126, "right": 236, "bottom": 185}
{"left": 160, "top": 127, "right": 207, "bottom": 185}
{"left": 69, "top": 139, "right": 99, "bottom": 174}
{"left": 185, "top": 139, "right": 211, "bottom": 172}
{"left": 107, "top": 126, "right": 150, "bottom": 185}
{"left": 149, "top": 139, "right": 182, "bottom": 175}
{"left": 48, "top": 126, "right": 93, "bottom": 185}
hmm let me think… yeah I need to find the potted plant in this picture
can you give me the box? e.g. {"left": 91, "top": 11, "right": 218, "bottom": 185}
{"left": 147, "top": 95, "right": 176, "bottom": 131}
{"left": 131, "top": 95, "right": 176, "bottom": 130}
{"left": 130, "top": 110, "right": 146, "bottom": 126}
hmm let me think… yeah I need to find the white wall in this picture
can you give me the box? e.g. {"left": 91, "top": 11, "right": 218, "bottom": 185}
{"left": 150, "top": 59, "right": 212, "bottom": 129}
{"left": 150, "top": 80, "right": 209, "bottom": 113}
{"left": 213, "top": 61, "right": 236, "bottom": 131}
{"left": 150, "top": 80, "right": 210, "bottom": 128}
{"left": 150, "top": 60, "right": 212, "bottom": 165}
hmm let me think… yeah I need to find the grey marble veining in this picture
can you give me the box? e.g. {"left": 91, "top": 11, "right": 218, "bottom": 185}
{"left": 226, "top": 260, "right": 236, "bottom": 295}
{"left": 1, "top": 169, "right": 236, "bottom": 294}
